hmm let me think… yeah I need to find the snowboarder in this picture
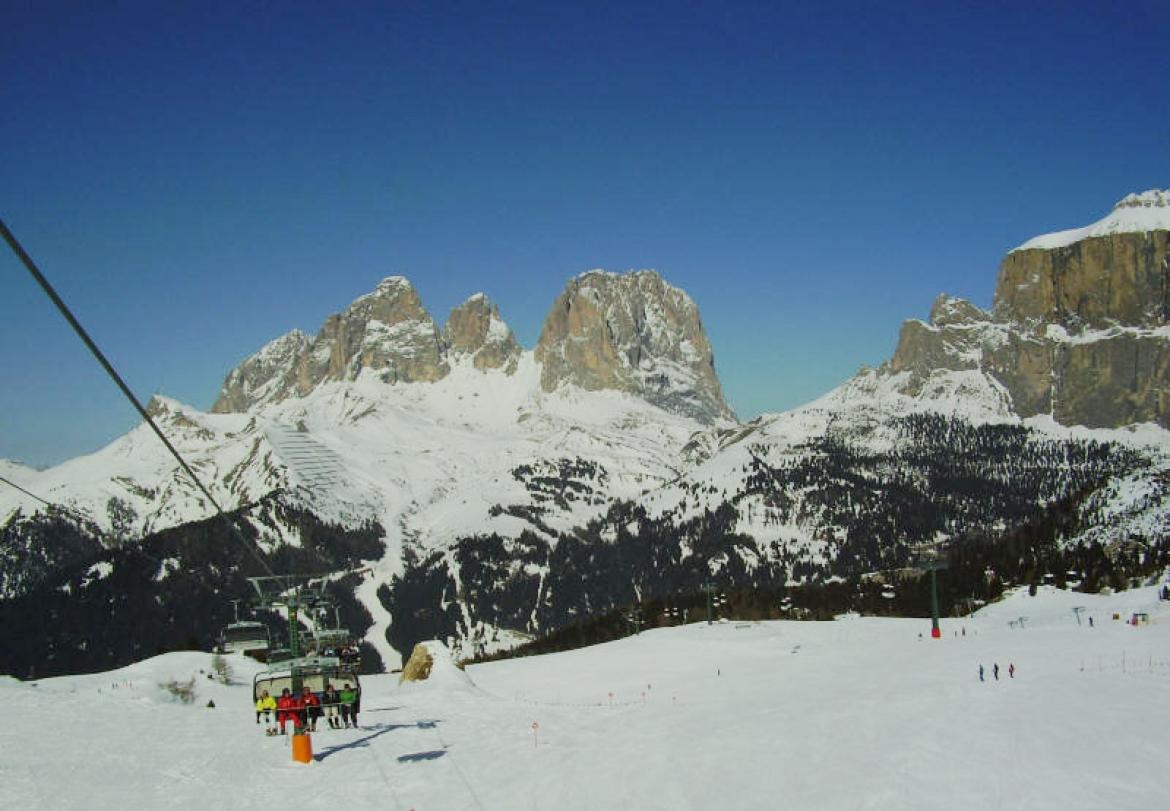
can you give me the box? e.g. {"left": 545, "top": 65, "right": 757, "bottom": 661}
{"left": 1008, "top": 663, "right": 1015, "bottom": 679}
{"left": 993, "top": 663, "right": 999, "bottom": 681}
{"left": 255, "top": 689, "right": 277, "bottom": 734}
{"left": 978, "top": 664, "right": 984, "bottom": 682}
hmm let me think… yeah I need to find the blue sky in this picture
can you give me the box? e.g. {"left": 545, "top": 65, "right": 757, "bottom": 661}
{"left": 2, "top": 1, "right": 1168, "bottom": 467}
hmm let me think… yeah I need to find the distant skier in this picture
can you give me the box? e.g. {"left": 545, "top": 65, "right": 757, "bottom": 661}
{"left": 1008, "top": 663, "right": 1015, "bottom": 679}
{"left": 978, "top": 664, "right": 984, "bottom": 682}
{"left": 1088, "top": 616, "right": 1094, "bottom": 627}
{"left": 993, "top": 663, "right": 1000, "bottom": 681}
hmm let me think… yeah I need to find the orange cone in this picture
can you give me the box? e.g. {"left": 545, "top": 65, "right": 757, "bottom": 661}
{"left": 291, "top": 732, "right": 313, "bottom": 763}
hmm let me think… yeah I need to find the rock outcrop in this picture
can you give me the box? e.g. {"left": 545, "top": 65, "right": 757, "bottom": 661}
{"left": 443, "top": 293, "right": 521, "bottom": 373}
{"left": 885, "top": 189, "right": 1170, "bottom": 428}
{"left": 213, "top": 277, "right": 448, "bottom": 412}
{"left": 534, "top": 270, "right": 735, "bottom": 424}
{"left": 213, "top": 270, "right": 732, "bottom": 422}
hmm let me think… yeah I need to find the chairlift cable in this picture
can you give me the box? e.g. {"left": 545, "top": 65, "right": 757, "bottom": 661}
{"left": 0, "top": 471, "right": 276, "bottom": 606}
{"left": 0, "top": 218, "right": 279, "bottom": 583}
{"left": 0, "top": 473, "right": 102, "bottom": 534}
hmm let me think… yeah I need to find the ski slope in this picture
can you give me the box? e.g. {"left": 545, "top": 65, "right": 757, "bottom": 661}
{"left": 2, "top": 584, "right": 1167, "bottom": 810}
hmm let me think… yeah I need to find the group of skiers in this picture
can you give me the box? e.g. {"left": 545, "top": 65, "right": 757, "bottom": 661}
{"left": 254, "top": 683, "right": 359, "bottom": 735}
{"left": 977, "top": 662, "right": 1015, "bottom": 681}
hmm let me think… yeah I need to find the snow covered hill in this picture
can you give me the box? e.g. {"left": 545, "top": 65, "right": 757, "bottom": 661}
{"left": 4, "top": 584, "right": 1168, "bottom": 810}
{"left": 1013, "top": 188, "right": 1170, "bottom": 251}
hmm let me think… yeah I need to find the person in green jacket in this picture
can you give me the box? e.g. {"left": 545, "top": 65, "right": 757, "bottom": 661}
{"left": 339, "top": 683, "right": 358, "bottom": 729}
{"left": 255, "top": 689, "right": 277, "bottom": 735}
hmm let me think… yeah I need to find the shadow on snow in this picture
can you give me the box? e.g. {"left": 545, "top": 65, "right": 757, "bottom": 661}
{"left": 312, "top": 719, "right": 446, "bottom": 763}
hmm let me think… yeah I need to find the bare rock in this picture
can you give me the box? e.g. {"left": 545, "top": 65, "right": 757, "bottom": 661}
{"left": 534, "top": 270, "right": 734, "bottom": 424}
{"left": 443, "top": 293, "right": 521, "bottom": 373}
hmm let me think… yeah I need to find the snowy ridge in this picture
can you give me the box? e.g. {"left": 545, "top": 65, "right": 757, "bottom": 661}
{"left": 0, "top": 350, "right": 702, "bottom": 551}
{"left": 1012, "top": 188, "right": 1170, "bottom": 252}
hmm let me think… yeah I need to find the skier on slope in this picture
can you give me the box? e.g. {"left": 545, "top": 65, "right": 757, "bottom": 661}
{"left": 993, "top": 663, "right": 1000, "bottom": 681}
{"left": 978, "top": 664, "right": 984, "bottom": 682}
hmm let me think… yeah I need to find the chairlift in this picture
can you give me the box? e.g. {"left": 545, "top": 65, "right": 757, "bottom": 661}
{"left": 314, "top": 605, "right": 351, "bottom": 650}
{"left": 252, "top": 655, "right": 362, "bottom": 711}
{"left": 218, "top": 599, "right": 270, "bottom": 660}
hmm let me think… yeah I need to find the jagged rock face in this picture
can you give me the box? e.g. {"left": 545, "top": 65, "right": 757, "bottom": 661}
{"left": 212, "top": 331, "right": 310, "bottom": 413}
{"left": 884, "top": 191, "right": 1170, "bottom": 428}
{"left": 443, "top": 294, "right": 521, "bottom": 373}
{"left": 888, "top": 295, "right": 994, "bottom": 386}
{"left": 313, "top": 276, "right": 448, "bottom": 386}
{"left": 1055, "top": 333, "right": 1170, "bottom": 427}
{"left": 534, "top": 270, "right": 734, "bottom": 423}
{"left": 213, "top": 277, "right": 448, "bottom": 412}
{"left": 995, "top": 230, "right": 1170, "bottom": 329}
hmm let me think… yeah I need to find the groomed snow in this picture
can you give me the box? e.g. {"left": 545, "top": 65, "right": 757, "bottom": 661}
{"left": 1012, "top": 189, "right": 1170, "bottom": 252}
{"left": 4, "top": 584, "right": 1167, "bottom": 809}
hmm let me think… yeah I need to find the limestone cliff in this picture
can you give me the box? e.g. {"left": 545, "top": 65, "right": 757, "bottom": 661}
{"left": 213, "top": 271, "right": 732, "bottom": 422}
{"left": 534, "top": 270, "right": 734, "bottom": 424}
{"left": 213, "top": 277, "right": 448, "bottom": 412}
{"left": 885, "top": 189, "right": 1170, "bottom": 428}
{"left": 443, "top": 293, "right": 521, "bottom": 373}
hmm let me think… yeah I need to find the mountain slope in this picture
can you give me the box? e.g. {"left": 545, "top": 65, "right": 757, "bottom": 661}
{"left": 4, "top": 194, "right": 1170, "bottom": 671}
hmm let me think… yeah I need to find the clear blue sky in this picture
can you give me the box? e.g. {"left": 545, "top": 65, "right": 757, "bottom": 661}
{"left": 2, "top": 1, "right": 1167, "bottom": 467}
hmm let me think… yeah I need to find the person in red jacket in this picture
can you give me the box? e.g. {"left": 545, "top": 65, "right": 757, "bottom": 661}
{"left": 289, "top": 689, "right": 306, "bottom": 733}
{"left": 276, "top": 688, "right": 296, "bottom": 735}
{"left": 301, "top": 686, "right": 322, "bottom": 732}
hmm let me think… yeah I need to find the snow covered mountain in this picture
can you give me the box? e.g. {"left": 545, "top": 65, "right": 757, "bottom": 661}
{"left": 3, "top": 193, "right": 1170, "bottom": 674}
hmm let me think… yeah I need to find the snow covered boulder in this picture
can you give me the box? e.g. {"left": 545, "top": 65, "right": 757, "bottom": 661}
{"left": 398, "top": 640, "right": 476, "bottom": 690}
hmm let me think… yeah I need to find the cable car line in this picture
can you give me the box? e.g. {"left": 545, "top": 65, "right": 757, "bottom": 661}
{"left": 3, "top": 221, "right": 365, "bottom": 703}
{"left": 0, "top": 470, "right": 280, "bottom": 608}
{"left": 0, "top": 218, "right": 278, "bottom": 583}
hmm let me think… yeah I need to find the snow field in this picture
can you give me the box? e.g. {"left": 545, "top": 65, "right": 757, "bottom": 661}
{"left": 2, "top": 585, "right": 1167, "bottom": 810}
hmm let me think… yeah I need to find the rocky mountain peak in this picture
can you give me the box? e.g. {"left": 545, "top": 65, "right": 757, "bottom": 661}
{"left": 212, "top": 277, "right": 449, "bottom": 413}
{"left": 443, "top": 294, "right": 521, "bottom": 373}
{"left": 534, "top": 269, "right": 734, "bottom": 424}
{"left": 1011, "top": 187, "right": 1170, "bottom": 253}
{"left": 214, "top": 269, "right": 735, "bottom": 423}
{"left": 929, "top": 294, "right": 990, "bottom": 328}
{"left": 882, "top": 189, "right": 1170, "bottom": 429}
{"left": 1114, "top": 188, "right": 1170, "bottom": 211}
